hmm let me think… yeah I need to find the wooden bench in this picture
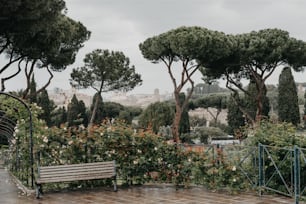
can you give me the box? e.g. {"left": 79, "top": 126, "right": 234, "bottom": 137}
{"left": 36, "top": 160, "right": 117, "bottom": 198}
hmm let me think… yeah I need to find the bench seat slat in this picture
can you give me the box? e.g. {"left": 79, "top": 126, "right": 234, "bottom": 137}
{"left": 41, "top": 165, "right": 115, "bottom": 171}
{"left": 39, "top": 170, "right": 115, "bottom": 179}
{"left": 40, "top": 166, "right": 115, "bottom": 174}
{"left": 37, "top": 173, "right": 115, "bottom": 184}
{"left": 40, "top": 161, "right": 114, "bottom": 170}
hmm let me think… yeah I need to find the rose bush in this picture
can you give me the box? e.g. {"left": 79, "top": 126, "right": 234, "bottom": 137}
{"left": 11, "top": 116, "right": 247, "bottom": 193}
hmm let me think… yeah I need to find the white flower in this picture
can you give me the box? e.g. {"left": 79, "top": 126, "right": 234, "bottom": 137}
{"left": 188, "top": 158, "right": 192, "bottom": 162}
{"left": 154, "top": 147, "right": 158, "bottom": 151}
{"left": 137, "top": 149, "right": 142, "bottom": 153}
{"left": 68, "top": 140, "right": 73, "bottom": 145}
{"left": 100, "top": 132, "right": 104, "bottom": 136}
{"left": 133, "top": 160, "right": 139, "bottom": 165}
{"left": 232, "top": 166, "right": 236, "bottom": 171}
{"left": 233, "top": 178, "right": 237, "bottom": 182}
{"left": 43, "top": 136, "right": 48, "bottom": 143}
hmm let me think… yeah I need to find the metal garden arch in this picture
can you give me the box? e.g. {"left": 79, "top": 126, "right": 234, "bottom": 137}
{"left": 0, "top": 92, "right": 34, "bottom": 188}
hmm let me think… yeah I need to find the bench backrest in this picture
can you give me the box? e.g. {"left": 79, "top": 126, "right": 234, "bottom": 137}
{"left": 37, "top": 161, "right": 116, "bottom": 184}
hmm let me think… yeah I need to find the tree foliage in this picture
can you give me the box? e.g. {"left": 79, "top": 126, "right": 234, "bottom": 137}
{"left": 278, "top": 67, "right": 300, "bottom": 126}
{"left": 203, "top": 28, "right": 306, "bottom": 126}
{"left": 29, "top": 75, "right": 37, "bottom": 103}
{"left": 119, "top": 106, "right": 142, "bottom": 124}
{"left": 244, "top": 79, "right": 270, "bottom": 123}
{"left": 102, "top": 102, "right": 125, "bottom": 119}
{"left": 304, "top": 90, "right": 306, "bottom": 127}
{"left": 188, "top": 82, "right": 228, "bottom": 96}
{"left": 139, "top": 101, "right": 174, "bottom": 134}
{"left": 178, "top": 93, "right": 190, "bottom": 137}
{"left": 193, "top": 94, "right": 228, "bottom": 124}
{"left": 50, "top": 106, "right": 67, "bottom": 128}
{"left": 70, "top": 49, "right": 142, "bottom": 126}
{"left": 227, "top": 96, "right": 245, "bottom": 135}
{"left": 140, "top": 26, "right": 233, "bottom": 142}
{"left": 37, "top": 89, "right": 56, "bottom": 127}
{"left": 0, "top": 0, "right": 90, "bottom": 92}
{"left": 67, "top": 94, "right": 88, "bottom": 127}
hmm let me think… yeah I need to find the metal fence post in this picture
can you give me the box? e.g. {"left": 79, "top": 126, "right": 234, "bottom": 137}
{"left": 294, "top": 146, "right": 300, "bottom": 204}
{"left": 258, "top": 143, "right": 264, "bottom": 196}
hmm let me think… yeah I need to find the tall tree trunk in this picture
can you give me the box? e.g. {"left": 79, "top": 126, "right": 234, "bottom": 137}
{"left": 254, "top": 78, "right": 266, "bottom": 123}
{"left": 89, "top": 92, "right": 101, "bottom": 128}
{"left": 172, "top": 96, "right": 182, "bottom": 143}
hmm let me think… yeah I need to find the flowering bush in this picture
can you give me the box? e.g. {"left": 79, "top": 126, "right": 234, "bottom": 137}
{"left": 10, "top": 114, "right": 248, "bottom": 193}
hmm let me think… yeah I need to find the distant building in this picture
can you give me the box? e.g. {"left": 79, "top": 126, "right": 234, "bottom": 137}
{"left": 48, "top": 88, "right": 93, "bottom": 107}
{"left": 48, "top": 88, "right": 173, "bottom": 108}
{"left": 108, "top": 89, "right": 172, "bottom": 108}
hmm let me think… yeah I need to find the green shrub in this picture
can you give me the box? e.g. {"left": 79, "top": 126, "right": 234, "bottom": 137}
{"left": 11, "top": 118, "right": 249, "bottom": 193}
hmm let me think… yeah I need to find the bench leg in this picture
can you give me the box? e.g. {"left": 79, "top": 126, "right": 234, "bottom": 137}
{"left": 113, "top": 176, "right": 117, "bottom": 192}
{"left": 36, "top": 184, "right": 41, "bottom": 199}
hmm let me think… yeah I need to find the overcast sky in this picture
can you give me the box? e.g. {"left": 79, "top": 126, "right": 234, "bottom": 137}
{"left": 6, "top": 0, "right": 306, "bottom": 95}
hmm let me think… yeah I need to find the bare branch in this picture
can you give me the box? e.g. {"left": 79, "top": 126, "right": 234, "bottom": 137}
{"left": 37, "top": 66, "right": 54, "bottom": 94}
{"left": 0, "top": 53, "right": 22, "bottom": 75}
{"left": 23, "top": 60, "right": 36, "bottom": 99}
{"left": 1, "top": 58, "right": 23, "bottom": 91}
{"left": 226, "top": 72, "right": 249, "bottom": 96}
{"left": 262, "top": 62, "right": 278, "bottom": 81}
{"left": 161, "top": 57, "right": 177, "bottom": 90}
{"left": 0, "top": 38, "right": 10, "bottom": 55}
{"left": 206, "top": 108, "right": 220, "bottom": 124}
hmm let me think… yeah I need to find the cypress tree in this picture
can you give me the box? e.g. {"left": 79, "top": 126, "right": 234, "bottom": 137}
{"left": 67, "top": 94, "right": 88, "bottom": 127}
{"left": 29, "top": 75, "right": 37, "bottom": 104}
{"left": 304, "top": 90, "right": 306, "bottom": 127}
{"left": 139, "top": 101, "right": 174, "bottom": 133}
{"left": 178, "top": 93, "right": 190, "bottom": 135}
{"left": 51, "top": 107, "right": 67, "bottom": 127}
{"left": 227, "top": 96, "right": 245, "bottom": 135}
{"left": 278, "top": 67, "right": 300, "bottom": 126}
{"left": 37, "top": 89, "right": 55, "bottom": 127}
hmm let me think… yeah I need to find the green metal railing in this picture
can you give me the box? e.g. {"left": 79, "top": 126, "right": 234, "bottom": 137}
{"left": 202, "top": 143, "right": 305, "bottom": 203}
{"left": 257, "top": 144, "right": 305, "bottom": 204}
